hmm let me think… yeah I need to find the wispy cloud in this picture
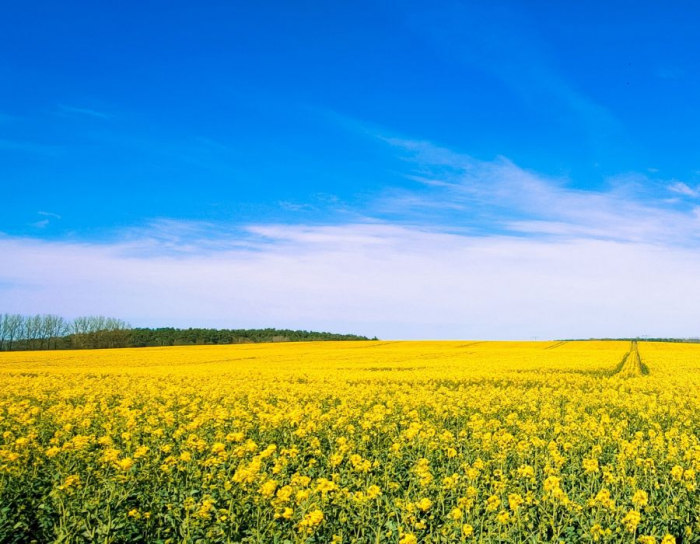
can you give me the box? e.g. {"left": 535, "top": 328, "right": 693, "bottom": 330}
{"left": 38, "top": 211, "right": 62, "bottom": 219}
{"left": 31, "top": 211, "right": 61, "bottom": 229}
{"left": 668, "top": 181, "right": 699, "bottom": 198}
{"left": 278, "top": 201, "right": 315, "bottom": 212}
{"left": 58, "top": 104, "right": 112, "bottom": 120}
{"left": 113, "top": 218, "right": 250, "bottom": 256}
{"left": 376, "top": 137, "right": 700, "bottom": 246}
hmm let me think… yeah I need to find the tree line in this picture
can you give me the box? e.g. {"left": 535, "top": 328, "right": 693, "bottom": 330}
{"left": 0, "top": 314, "right": 372, "bottom": 351}
{"left": 126, "top": 327, "right": 371, "bottom": 347}
{"left": 0, "top": 314, "right": 131, "bottom": 350}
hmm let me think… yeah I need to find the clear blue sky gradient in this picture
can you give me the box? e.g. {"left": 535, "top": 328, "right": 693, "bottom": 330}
{"left": 3, "top": 1, "right": 700, "bottom": 237}
{"left": 3, "top": 2, "right": 700, "bottom": 338}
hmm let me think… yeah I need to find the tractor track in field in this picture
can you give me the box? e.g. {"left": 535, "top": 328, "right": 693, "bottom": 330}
{"left": 349, "top": 341, "right": 402, "bottom": 349}
{"left": 544, "top": 341, "right": 569, "bottom": 350}
{"left": 613, "top": 340, "right": 649, "bottom": 377}
{"left": 454, "top": 341, "right": 484, "bottom": 349}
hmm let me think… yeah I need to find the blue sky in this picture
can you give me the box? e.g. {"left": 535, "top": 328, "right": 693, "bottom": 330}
{"left": 2, "top": 1, "right": 700, "bottom": 338}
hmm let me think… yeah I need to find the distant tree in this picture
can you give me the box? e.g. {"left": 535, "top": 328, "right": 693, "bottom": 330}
{"left": 0, "top": 314, "right": 8, "bottom": 351}
{"left": 24, "top": 315, "right": 43, "bottom": 350}
{"left": 8, "top": 314, "right": 25, "bottom": 350}
{"left": 40, "top": 314, "right": 67, "bottom": 349}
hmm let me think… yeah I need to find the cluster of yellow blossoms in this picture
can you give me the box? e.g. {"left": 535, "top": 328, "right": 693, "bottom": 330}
{"left": 0, "top": 340, "right": 698, "bottom": 542}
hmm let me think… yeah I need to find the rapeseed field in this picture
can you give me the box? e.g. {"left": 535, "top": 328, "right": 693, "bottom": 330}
{"left": 1, "top": 341, "right": 699, "bottom": 543}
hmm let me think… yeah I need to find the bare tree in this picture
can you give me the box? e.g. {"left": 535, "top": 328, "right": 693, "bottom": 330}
{"left": 7, "top": 314, "right": 25, "bottom": 350}
{"left": 0, "top": 314, "right": 7, "bottom": 350}
{"left": 42, "top": 315, "right": 68, "bottom": 349}
{"left": 1, "top": 314, "right": 131, "bottom": 351}
{"left": 69, "top": 316, "right": 131, "bottom": 349}
{"left": 40, "top": 315, "right": 54, "bottom": 350}
{"left": 25, "top": 315, "right": 44, "bottom": 350}
{"left": 70, "top": 316, "right": 92, "bottom": 349}
{"left": 104, "top": 317, "right": 131, "bottom": 348}
{"left": 0, "top": 314, "right": 28, "bottom": 351}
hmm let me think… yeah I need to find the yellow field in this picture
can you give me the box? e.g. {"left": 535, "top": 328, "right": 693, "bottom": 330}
{"left": 1, "top": 341, "right": 699, "bottom": 543}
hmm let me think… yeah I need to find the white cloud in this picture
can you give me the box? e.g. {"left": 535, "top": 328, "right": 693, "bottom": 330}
{"left": 2, "top": 219, "right": 700, "bottom": 339}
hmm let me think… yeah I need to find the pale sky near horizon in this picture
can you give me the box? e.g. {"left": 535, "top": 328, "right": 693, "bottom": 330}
{"left": 2, "top": 1, "right": 700, "bottom": 339}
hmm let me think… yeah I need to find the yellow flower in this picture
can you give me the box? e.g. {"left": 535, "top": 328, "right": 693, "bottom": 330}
{"left": 416, "top": 497, "right": 432, "bottom": 512}
{"left": 517, "top": 464, "right": 535, "bottom": 479}
{"left": 274, "top": 507, "right": 294, "bottom": 520}
{"left": 594, "top": 488, "right": 616, "bottom": 510}
{"left": 295, "top": 489, "right": 311, "bottom": 503}
{"left": 671, "top": 465, "right": 684, "bottom": 481}
{"left": 276, "top": 485, "right": 293, "bottom": 503}
{"left": 298, "top": 509, "right": 324, "bottom": 533}
{"left": 496, "top": 510, "right": 510, "bottom": 524}
{"left": 449, "top": 507, "right": 463, "bottom": 520}
{"left": 197, "top": 498, "right": 216, "bottom": 519}
{"left": 315, "top": 478, "right": 338, "bottom": 494}
{"left": 622, "top": 510, "right": 642, "bottom": 533}
{"left": 583, "top": 458, "right": 599, "bottom": 473}
{"left": 259, "top": 480, "right": 277, "bottom": 498}
{"left": 543, "top": 476, "right": 561, "bottom": 493}
{"left": 366, "top": 485, "right": 381, "bottom": 499}
{"left": 134, "top": 446, "right": 149, "bottom": 459}
{"left": 330, "top": 453, "right": 343, "bottom": 466}
{"left": 508, "top": 493, "right": 524, "bottom": 512}
{"left": 632, "top": 490, "right": 648, "bottom": 507}
{"left": 485, "top": 494, "right": 500, "bottom": 512}
{"left": 442, "top": 474, "right": 459, "bottom": 489}
{"left": 115, "top": 457, "right": 134, "bottom": 471}
{"left": 58, "top": 474, "right": 81, "bottom": 490}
